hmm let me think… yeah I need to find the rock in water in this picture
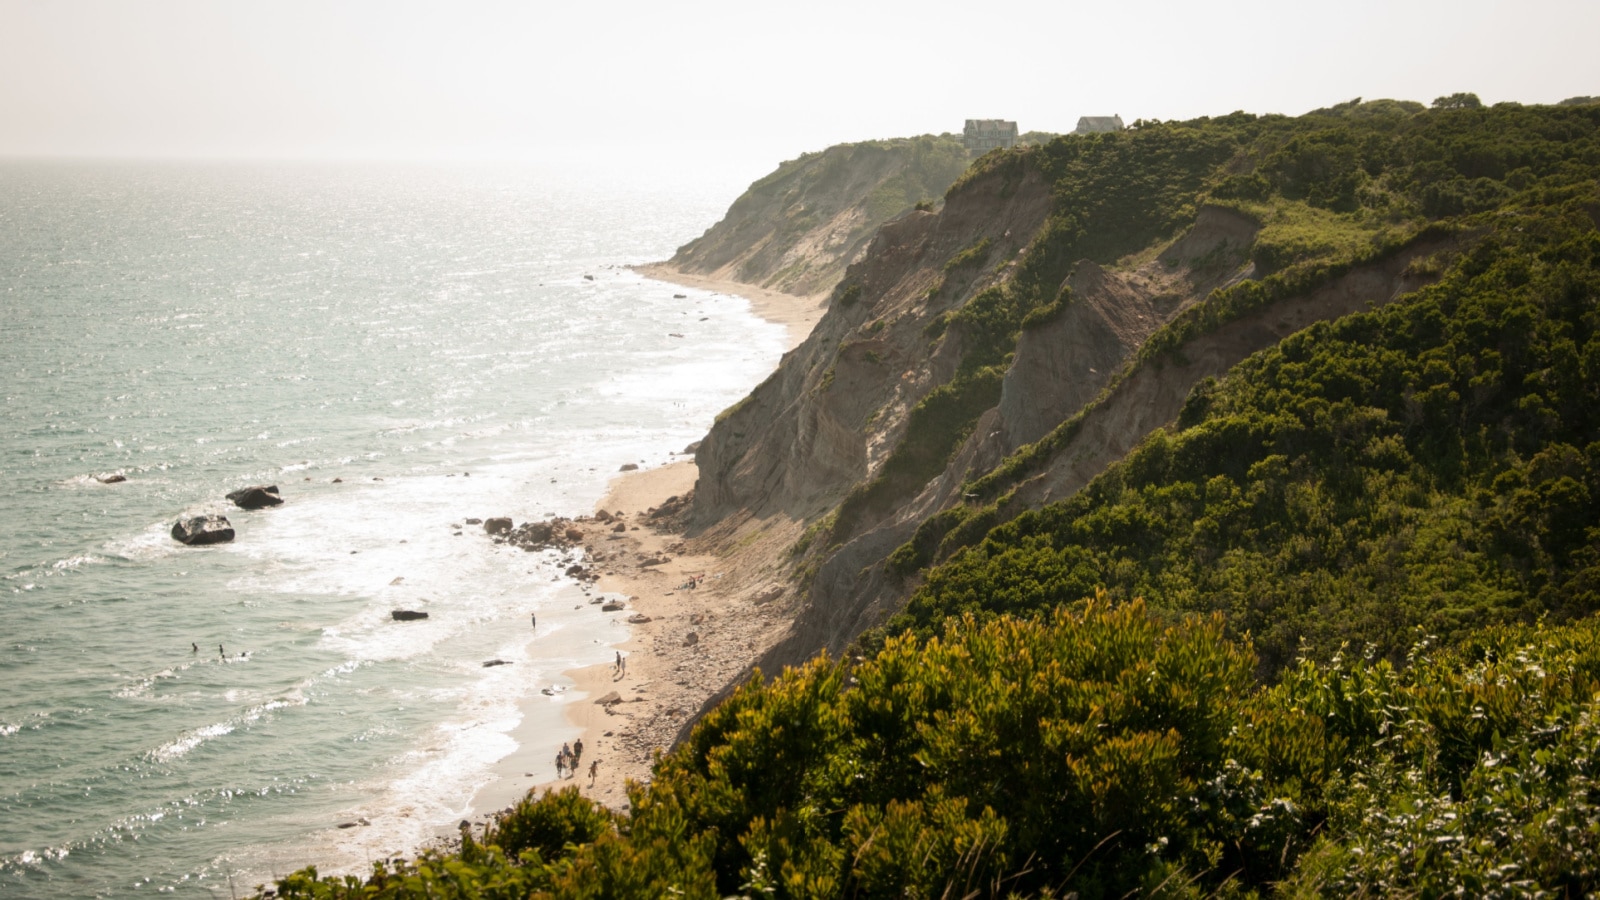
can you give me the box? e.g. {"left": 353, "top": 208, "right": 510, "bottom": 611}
{"left": 96, "top": 473, "right": 127, "bottom": 484}
{"left": 171, "top": 515, "right": 235, "bottom": 545}
{"left": 226, "top": 485, "right": 283, "bottom": 509}
{"left": 391, "top": 610, "right": 429, "bottom": 621}
{"left": 484, "top": 517, "right": 513, "bottom": 535}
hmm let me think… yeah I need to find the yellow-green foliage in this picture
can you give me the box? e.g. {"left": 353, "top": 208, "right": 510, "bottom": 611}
{"left": 906, "top": 196, "right": 1600, "bottom": 674}
{"left": 942, "top": 236, "right": 993, "bottom": 273}
{"left": 1237, "top": 199, "right": 1407, "bottom": 272}
{"left": 268, "top": 607, "right": 1600, "bottom": 898}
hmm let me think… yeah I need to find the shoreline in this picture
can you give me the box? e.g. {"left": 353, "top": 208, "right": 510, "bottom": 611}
{"left": 460, "top": 268, "right": 819, "bottom": 823}
{"left": 634, "top": 262, "right": 826, "bottom": 351}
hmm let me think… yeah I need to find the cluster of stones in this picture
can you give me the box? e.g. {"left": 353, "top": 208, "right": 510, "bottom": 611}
{"left": 170, "top": 484, "right": 282, "bottom": 545}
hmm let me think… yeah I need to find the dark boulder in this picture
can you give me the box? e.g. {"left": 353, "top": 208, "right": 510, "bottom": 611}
{"left": 226, "top": 485, "right": 283, "bottom": 510}
{"left": 482, "top": 659, "right": 512, "bottom": 667}
{"left": 171, "top": 515, "right": 235, "bottom": 545}
{"left": 97, "top": 473, "right": 127, "bottom": 484}
{"left": 391, "top": 610, "right": 429, "bottom": 621}
{"left": 484, "top": 517, "right": 513, "bottom": 535}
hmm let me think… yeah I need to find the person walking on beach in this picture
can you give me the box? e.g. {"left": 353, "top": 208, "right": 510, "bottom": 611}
{"left": 530, "top": 613, "right": 536, "bottom": 629}
{"left": 555, "top": 751, "right": 565, "bottom": 779}
{"left": 588, "top": 759, "right": 599, "bottom": 787}
{"left": 572, "top": 738, "right": 583, "bottom": 767}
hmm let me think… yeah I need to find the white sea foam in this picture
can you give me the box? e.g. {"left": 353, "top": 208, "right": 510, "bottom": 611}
{"left": 0, "top": 161, "right": 771, "bottom": 896}
{"left": 148, "top": 693, "right": 308, "bottom": 763}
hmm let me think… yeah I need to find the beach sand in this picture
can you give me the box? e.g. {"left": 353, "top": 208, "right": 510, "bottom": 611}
{"left": 460, "top": 267, "right": 819, "bottom": 824}
{"left": 634, "top": 263, "right": 826, "bottom": 351}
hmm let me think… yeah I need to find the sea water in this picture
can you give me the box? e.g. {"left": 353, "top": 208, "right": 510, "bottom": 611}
{"left": 0, "top": 161, "right": 782, "bottom": 897}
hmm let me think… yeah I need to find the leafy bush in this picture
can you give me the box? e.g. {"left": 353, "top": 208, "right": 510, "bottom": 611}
{"left": 269, "top": 606, "right": 1600, "bottom": 898}
{"left": 901, "top": 198, "right": 1600, "bottom": 672}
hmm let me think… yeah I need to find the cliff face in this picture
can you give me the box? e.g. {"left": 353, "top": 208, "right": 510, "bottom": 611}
{"left": 680, "top": 109, "right": 1491, "bottom": 677}
{"left": 664, "top": 136, "right": 970, "bottom": 298}
{"left": 690, "top": 154, "right": 1053, "bottom": 525}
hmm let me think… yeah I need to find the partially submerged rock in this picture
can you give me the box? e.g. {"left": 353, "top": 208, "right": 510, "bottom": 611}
{"left": 482, "top": 659, "right": 511, "bottom": 668}
{"left": 226, "top": 485, "right": 283, "bottom": 510}
{"left": 96, "top": 473, "right": 127, "bottom": 484}
{"left": 483, "top": 517, "right": 513, "bottom": 535}
{"left": 391, "top": 610, "right": 429, "bottom": 621}
{"left": 171, "top": 515, "right": 234, "bottom": 545}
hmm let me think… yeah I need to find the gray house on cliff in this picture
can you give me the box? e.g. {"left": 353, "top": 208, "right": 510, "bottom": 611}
{"left": 963, "top": 119, "right": 1018, "bottom": 154}
{"left": 1075, "top": 115, "right": 1125, "bottom": 134}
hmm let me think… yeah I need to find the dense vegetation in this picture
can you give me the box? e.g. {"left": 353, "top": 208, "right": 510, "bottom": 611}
{"left": 267, "top": 99, "right": 1600, "bottom": 897}
{"left": 898, "top": 149, "right": 1600, "bottom": 674}
{"left": 270, "top": 603, "right": 1600, "bottom": 898}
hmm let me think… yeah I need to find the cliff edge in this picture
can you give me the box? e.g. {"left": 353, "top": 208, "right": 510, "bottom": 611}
{"left": 656, "top": 135, "right": 971, "bottom": 299}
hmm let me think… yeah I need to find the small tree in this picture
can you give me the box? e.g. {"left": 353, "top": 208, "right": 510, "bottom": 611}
{"left": 1431, "top": 92, "right": 1483, "bottom": 110}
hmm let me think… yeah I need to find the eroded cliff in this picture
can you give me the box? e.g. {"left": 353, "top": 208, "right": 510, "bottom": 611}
{"left": 662, "top": 135, "right": 970, "bottom": 298}
{"left": 677, "top": 103, "right": 1524, "bottom": 680}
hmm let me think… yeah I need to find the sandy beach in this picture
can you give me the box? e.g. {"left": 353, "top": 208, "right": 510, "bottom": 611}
{"left": 460, "top": 267, "right": 820, "bottom": 823}
{"left": 635, "top": 263, "right": 826, "bottom": 351}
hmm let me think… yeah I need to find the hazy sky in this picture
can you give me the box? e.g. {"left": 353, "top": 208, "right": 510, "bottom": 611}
{"left": 1, "top": 0, "right": 1596, "bottom": 180}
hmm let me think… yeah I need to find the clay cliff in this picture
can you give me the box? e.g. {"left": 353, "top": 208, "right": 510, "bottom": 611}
{"left": 661, "top": 135, "right": 970, "bottom": 299}
{"left": 664, "top": 109, "right": 1467, "bottom": 689}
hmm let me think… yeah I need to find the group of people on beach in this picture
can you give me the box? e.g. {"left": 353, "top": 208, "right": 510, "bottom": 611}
{"left": 555, "top": 739, "right": 598, "bottom": 785}
{"left": 675, "top": 573, "right": 707, "bottom": 591}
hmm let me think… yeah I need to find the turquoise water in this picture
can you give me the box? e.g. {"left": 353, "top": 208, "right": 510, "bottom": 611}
{"left": 0, "top": 162, "right": 781, "bottom": 896}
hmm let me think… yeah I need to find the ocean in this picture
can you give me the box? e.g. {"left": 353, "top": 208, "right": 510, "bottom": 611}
{"left": 0, "top": 161, "right": 783, "bottom": 897}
